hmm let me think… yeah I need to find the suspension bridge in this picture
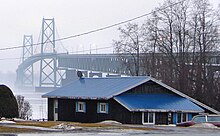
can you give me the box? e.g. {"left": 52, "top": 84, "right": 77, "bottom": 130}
{"left": 15, "top": 18, "right": 131, "bottom": 90}
{"left": 15, "top": 18, "right": 220, "bottom": 91}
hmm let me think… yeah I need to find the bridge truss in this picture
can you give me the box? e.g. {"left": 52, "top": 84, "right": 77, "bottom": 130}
{"left": 16, "top": 18, "right": 220, "bottom": 89}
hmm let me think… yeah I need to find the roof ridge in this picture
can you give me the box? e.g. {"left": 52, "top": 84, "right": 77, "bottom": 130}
{"left": 42, "top": 76, "right": 150, "bottom": 99}
{"left": 82, "top": 76, "right": 149, "bottom": 79}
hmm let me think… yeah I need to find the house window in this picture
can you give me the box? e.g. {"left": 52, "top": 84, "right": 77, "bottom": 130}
{"left": 55, "top": 108, "right": 58, "bottom": 113}
{"left": 97, "top": 102, "right": 108, "bottom": 114}
{"left": 142, "top": 112, "right": 155, "bottom": 124}
{"left": 182, "top": 113, "right": 187, "bottom": 122}
{"left": 177, "top": 113, "right": 188, "bottom": 123}
{"left": 177, "top": 113, "right": 182, "bottom": 123}
{"left": 76, "top": 101, "right": 86, "bottom": 112}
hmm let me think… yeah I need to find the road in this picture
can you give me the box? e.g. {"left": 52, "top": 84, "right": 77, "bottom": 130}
{"left": 0, "top": 126, "right": 220, "bottom": 136}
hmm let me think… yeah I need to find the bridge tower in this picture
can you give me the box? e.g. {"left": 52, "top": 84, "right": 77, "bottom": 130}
{"left": 21, "top": 35, "right": 34, "bottom": 86}
{"left": 39, "top": 18, "right": 58, "bottom": 87}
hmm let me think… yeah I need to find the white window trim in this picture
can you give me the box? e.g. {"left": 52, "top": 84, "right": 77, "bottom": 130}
{"left": 142, "top": 112, "right": 155, "bottom": 125}
{"left": 77, "top": 102, "right": 85, "bottom": 112}
{"left": 182, "top": 113, "right": 188, "bottom": 122}
{"left": 99, "top": 103, "right": 107, "bottom": 113}
{"left": 54, "top": 99, "right": 58, "bottom": 121}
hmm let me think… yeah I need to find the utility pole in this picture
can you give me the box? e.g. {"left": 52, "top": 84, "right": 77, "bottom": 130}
{"left": 136, "top": 38, "right": 140, "bottom": 76}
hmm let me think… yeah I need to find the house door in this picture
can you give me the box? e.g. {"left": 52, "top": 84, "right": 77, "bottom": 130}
{"left": 54, "top": 99, "right": 58, "bottom": 121}
{"left": 142, "top": 112, "right": 155, "bottom": 125}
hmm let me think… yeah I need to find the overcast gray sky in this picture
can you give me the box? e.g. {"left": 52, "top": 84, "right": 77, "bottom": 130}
{"left": 0, "top": 0, "right": 219, "bottom": 73}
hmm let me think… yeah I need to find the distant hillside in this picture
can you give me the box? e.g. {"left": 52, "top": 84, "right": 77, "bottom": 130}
{"left": 0, "top": 85, "right": 18, "bottom": 118}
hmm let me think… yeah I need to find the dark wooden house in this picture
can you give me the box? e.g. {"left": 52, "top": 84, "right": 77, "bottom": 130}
{"left": 42, "top": 76, "right": 219, "bottom": 125}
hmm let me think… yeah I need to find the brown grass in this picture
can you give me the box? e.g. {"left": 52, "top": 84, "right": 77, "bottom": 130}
{"left": 16, "top": 121, "right": 112, "bottom": 128}
{"left": 15, "top": 121, "right": 62, "bottom": 128}
{"left": 123, "top": 126, "right": 157, "bottom": 131}
{"left": 0, "top": 126, "right": 39, "bottom": 133}
{"left": 73, "top": 123, "right": 112, "bottom": 128}
{"left": 69, "top": 122, "right": 156, "bottom": 131}
{"left": 12, "top": 121, "right": 156, "bottom": 132}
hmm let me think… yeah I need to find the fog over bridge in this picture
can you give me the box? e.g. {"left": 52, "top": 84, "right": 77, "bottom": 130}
{"left": 15, "top": 18, "right": 131, "bottom": 89}
{"left": 15, "top": 18, "right": 220, "bottom": 90}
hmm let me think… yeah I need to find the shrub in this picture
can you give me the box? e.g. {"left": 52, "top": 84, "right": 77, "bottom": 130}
{"left": 0, "top": 85, "right": 19, "bottom": 118}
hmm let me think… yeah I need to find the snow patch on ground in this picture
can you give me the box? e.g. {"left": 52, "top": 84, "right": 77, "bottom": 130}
{"left": 13, "top": 118, "right": 26, "bottom": 122}
{"left": 190, "top": 123, "right": 218, "bottom": 128}
{"left": 98, "top": 120, "right": 122, "bottom": 125}
{"left": 0, "top": 120, "right": 16, "bottom": 124}
{"left": 52, "top": 123, "right": 81, "bottom": 130}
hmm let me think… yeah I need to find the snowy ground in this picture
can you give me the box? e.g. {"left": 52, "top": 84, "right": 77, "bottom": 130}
{"left": 19, "top": 127, "right": 220, "bottom": 136}
{"left": 0, "top": 126, "right": 220, "bottom": 136}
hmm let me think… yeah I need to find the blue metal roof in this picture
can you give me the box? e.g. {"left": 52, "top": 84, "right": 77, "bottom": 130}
{"left": 114, "top": 94, "right": 204, "bottom": 113}
{"left": 42, "top": 76, "right": 149, "bottom": 99}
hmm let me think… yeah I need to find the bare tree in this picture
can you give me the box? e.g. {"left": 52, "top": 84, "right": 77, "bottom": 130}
{"left": 141, "top": 0, "right": 191, "bottom": 90}
{"left": 16, "top": 95, "right": 32, "bottom": 120}
{"left": 113, "top": 0, "right": 220, "bottom": 111}
{"left": 187, "top": 0, "right": 220, "bottom": 100}
{"left": 113, "top": 23, "right": 146, "bottom": 76}
{"left": 146, "top": 0, "right": 220, "bottom": 109}
{"left": 141, "top": 12, "right": 159, "bottom": 77}
{"left": 23, "top": 101, "right": 32, "bottom": 120}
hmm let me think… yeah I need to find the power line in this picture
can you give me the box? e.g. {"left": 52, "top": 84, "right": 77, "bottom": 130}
{"left": 0, "top": 0, "right": 187, "bottom": 52}
{"left": 39, "top": 0, "right": 188, "bottom": 43}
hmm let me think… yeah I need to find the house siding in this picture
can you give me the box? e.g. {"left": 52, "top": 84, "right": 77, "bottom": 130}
{"left": 155, "top": 112, "right": 169, "bottom": 125}
{"left": 48, "top": 98, "right": 54, "bottom": 121}
{"left": 48, "top": 98, "right": 179, "bottom": 125}
{"left": 125, "top": 81, "right": 175, "bottom": 95}
{"left": 48, "top": 99, "right": 111, "bottom": 122}
{"left": 48, "top": 98, "right": 197, "bottom": 125}
{"left": 58, "top": 99, "right": 75, "bottom": 121}
{"left": 48, "top": 98, "right": 141, "bottom": 124}
{"left": 109, "top": 99, "right": 141, "bottom": 124}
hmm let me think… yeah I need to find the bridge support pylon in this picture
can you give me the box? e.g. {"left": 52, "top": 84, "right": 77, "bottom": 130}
{"left": 22, "top": 35, "right": 34, "bottom": 86}
{"left": 39, "top": 18, "right": 57, "bottom": 87}
{"left": 39, "top": 18, "right": 65, "bottom": 88}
